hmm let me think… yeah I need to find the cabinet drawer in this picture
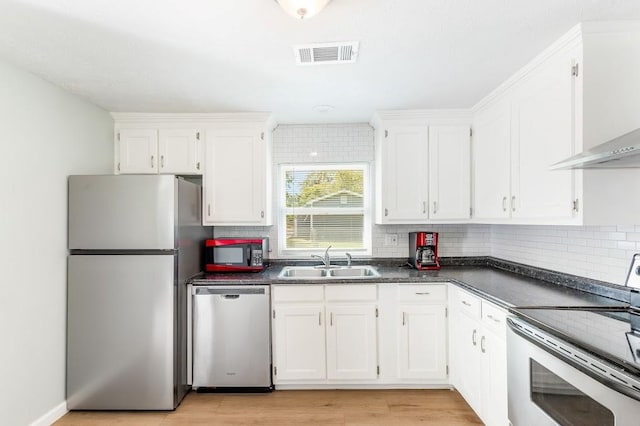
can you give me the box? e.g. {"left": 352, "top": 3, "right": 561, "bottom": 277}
{"left": 398, "top": 284, "right": 447, "bottom": 302}
{"left": 454, "top": 288, "right": 481, "bottom": 319}
{"left": 481, "top": 301, "right": 507, "bottom": 335}
{"left": 272, "top": 285, "right": 324, "bottom": 302}
{"left": 325, "top": 284, "right": 377, "bottom": 302}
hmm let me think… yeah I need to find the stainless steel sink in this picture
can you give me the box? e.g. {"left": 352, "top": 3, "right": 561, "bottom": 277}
{"left": 328, "top": 266, "right": 380, "bottom": 278}
{"left": 278, "top": 265, "right": 380, "bottom": 280}
{"left": 278, "top": 267, "right": 328, "bottom": 278}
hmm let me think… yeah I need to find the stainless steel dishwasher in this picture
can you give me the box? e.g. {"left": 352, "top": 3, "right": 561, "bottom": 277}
{"left": 191, "top": 285, "right": 272, "bottom": 390}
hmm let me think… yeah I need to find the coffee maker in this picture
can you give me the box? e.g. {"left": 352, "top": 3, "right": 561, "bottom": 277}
{"left": 408, "top": 231, "right": 440, "bottom": 270}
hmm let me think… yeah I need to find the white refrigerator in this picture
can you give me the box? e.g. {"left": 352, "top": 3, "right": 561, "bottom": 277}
{"left": 66, "top": 175, "right": 211, "bottom": 410}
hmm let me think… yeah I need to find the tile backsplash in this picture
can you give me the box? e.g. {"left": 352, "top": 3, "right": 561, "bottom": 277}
{"left": 214, "top": 123, "right": 640, "bottom": 285}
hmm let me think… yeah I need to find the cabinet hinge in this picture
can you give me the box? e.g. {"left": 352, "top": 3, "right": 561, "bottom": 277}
{"left": 384, "top": 130, "right": 388, "bottom": 138}
{"left": 375, "top": 307, "right": 379, "bottom": 318}
{"left": 274, "top": 366, "right": 277, "bottom": 376}
{"left": 261, "top": 132, "right": 264, "bottom": 141}
{"left": 272, "top": 309, "right": 275, "bottom": 319}
{"left": 572, "top": 63, "right": 579, "bottom": 77}
{"left": 377, "top": 366, "right": 380, "bottom": 375}
{"left": 196, "top": 131, "right": 200, "bottom": 140}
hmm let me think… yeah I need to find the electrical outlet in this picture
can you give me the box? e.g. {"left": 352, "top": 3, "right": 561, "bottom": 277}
{"left": 385, "top": 233, "right": 398, "bottom": 246}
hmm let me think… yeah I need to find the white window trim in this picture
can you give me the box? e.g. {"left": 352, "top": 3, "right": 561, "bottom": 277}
{"left": 277, "top": 163, "right": 372, "bottom": 258}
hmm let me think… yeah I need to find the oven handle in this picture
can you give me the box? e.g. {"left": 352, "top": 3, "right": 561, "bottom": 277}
{"left": 507, "top": 317, "right": 640, "bottom": 402}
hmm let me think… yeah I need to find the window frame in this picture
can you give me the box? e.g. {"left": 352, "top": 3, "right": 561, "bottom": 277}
{"left": 277, "top": 162, "right": 372, "bottom": 258}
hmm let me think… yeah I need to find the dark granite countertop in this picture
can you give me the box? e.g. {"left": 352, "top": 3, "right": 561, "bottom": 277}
{"left": 190, "top": 257, "right": 631, "bottom": 309}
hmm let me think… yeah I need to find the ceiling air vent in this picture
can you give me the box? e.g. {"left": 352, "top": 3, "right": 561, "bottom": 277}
{"left": 293, "top": 41, "right": 359, "bottom": 66}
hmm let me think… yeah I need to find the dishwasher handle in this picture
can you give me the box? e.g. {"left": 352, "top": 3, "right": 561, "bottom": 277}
{"left": 194, "top": 286, "right": 266, "bottom": 296}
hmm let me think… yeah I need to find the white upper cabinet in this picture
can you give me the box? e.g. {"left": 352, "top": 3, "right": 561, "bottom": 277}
{"left": 472, "top": 46, "right": 579, "bottom": 224}
{"left": 471, "top": 22, "right": 640, "bottom": 225}
{"left": 203, "top": 121, "right": 272, "bottom": 226}
{"left": 375, "top": 125, "right": 429, "bottom": 224}
{"left": 371, "top": 112, "right": 472, "bottom": 224}
{"left": 472, "top": 100, "right": 512, "bottom": 220}
{"left": 510, "top": 45, "right": 579, "bottom": 221}
{"left": 158, "top": 129, "right": 202, "bottom": 174}
{"left": 114, "top": 116, "right": 203, "bottom": 176}
{"left": 428, "top": 125, "right": 471, "bottom": 220}
{"left": 117, "top": 128, "right": 159, "bottom": 174}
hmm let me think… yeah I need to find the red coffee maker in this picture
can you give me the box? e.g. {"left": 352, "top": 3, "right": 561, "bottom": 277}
{"left": 408, "top": 232, "right": 440, "bottom": 270}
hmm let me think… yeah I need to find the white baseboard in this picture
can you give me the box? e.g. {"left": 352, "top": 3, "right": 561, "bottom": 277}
{"left": 30, "top": 401, "right": 67, "bottom": 426}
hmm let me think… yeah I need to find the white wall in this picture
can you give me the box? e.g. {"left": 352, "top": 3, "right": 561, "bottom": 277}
{"left": 0, "top": 59, "right": 113, "bottom": 426}
{"left": 216, "top": 123, "right": 640, "bottom": 286}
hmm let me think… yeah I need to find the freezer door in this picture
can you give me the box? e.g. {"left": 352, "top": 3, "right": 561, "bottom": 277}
{"left": 68, "top": 175, "right": 176, "bottom": 250}
{"left": 67, "top": 254, "right": 178, "bottom": 410}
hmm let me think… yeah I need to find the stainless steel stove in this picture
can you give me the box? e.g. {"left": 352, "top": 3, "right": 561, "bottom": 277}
{"left": 507, "top": 254, "right": 640, "bottom": 426}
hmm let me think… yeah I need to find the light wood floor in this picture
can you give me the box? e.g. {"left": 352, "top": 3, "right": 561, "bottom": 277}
{"left": 54, "top": 389, "right": 483, "bottom": 425}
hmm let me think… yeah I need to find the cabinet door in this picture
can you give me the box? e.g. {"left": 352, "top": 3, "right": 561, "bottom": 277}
{"left": 203, "top": 127, "right": 268, "bottom": 225}
{"left": 473, "top": 100, "right": 512, "bottom": 220}
{"left": 397, "top": 304, "right": 447, "bottom": 380}
{"left": 158, "top": 129, "right": 202, "bottom": 174}
{"left": 378, "top": 126, "right": 429, "bottom": 223}
{"left": 511, "top": 46, "right": 579, "bottom": 221}
{"left": 272, "top": 304, "right": 326, "bottom": 381}
{"left": 449, "top": 311, "right": 482, "bottom": 413}
{"left": 118, "top": 129, "right": 158, "bottom": 174}
{"left": 326, "top": 304, "right": 378, "bottom": 380}
{"left": 428, "top": 125, "right": 471, "bottom": 220}
{"left": 480, "top": 328, "right": 508, "bottom": 426}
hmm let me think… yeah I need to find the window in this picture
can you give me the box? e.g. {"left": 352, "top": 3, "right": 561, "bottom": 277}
{"left": 279, "top": 164, "right": 371, "bottom": 255}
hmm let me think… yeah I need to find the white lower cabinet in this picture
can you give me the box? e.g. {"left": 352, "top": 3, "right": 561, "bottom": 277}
{"left": 326, "top": 304, "right": 378, "bottom": 380}
{"left": 449, "top": 285, "right": 508, "bottom": 426}
{"left": 272, "top": 304, "right": 326, "bottom": 381}
{"left": 271, "top": 284, "right": 378, "bottom": 385}
{"left": 271, "top": 283, "right": 450, "bottom": 387}
{"left": 396, "top": 284, "right": 448, "bottom": 381}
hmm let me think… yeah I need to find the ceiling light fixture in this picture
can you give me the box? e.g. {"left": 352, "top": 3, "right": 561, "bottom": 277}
{"left": 275, "top": 0, "right": 332, "bottom": 20}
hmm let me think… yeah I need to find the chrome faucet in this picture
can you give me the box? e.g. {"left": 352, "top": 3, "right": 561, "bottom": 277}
{"left": 345, "top": 252, "right": 352, "bottom": 267}
{"left": 311, "top": 245, "right": 332, "bottom": 268}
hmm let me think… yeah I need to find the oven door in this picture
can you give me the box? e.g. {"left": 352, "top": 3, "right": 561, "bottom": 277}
{"left": 507, "top": 317, "right": 640, "bottom": 426}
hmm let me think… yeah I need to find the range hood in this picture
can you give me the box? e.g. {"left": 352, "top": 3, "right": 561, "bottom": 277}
{"left": 550, "top": 128, "right": 640, "bottom": 170}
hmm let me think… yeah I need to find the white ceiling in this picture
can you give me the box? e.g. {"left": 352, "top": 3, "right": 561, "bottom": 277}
{"left": 2, "top": 0, "right": 640, "bottom": 124}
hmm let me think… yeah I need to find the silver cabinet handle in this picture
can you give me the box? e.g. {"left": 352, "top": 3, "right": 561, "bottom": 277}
{"left": 261, "top": 210, "right": 264, "bottom": 218}
{"left": 160, "top": 155, "right": 165, "bottom": 168}
{"left": 402, "top": 312, "right": 406, "bottom": 326}
{"left": 330, "top": 312, "right": 333, "bottom": 326}
{"left": 151, "top": 155, "right": 155, "bottom": 168}
{"left": 196, "top": 161, "right": 201, "bottom": 170}
{"left": 207, "top": 204, "right": 211, "bottom": 217}
{"left": 486, "top": 314, "right": 501, "bottom": 323}
{"left": 433, "top": 201, "right": 437, "bottom": 214}
{"left": 573, "top": 198, "right": 580, "bottom": 213}
{"left": 511, "top": 195, "right": 516, "bottom": 212}
{"left": 415, "top": 292, "right": 430, "bottom": 295}
{"left": 472, "top": 329, "right": 477, "bottom": 346}
{"left": 481, "top": 335, "right": 486, "bottom": 353}
{"left": 502, "top": 196, "right": 507, "bottom": 212}
{"left": 423, "top": 201, "right": 427, "bottom": 214}
{"left": 384, "top": 208, "right": 389, "bottom": 217}
{"left": 461, "top": 300, "right": 471, "bottom": 307}
{"left": 319, "top": 312, "right": 322, "bottom": 326}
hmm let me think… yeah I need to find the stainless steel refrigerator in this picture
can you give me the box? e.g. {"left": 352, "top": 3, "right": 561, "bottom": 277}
{"left": 66, "top": 175, "right": 211, "bottom": 410}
